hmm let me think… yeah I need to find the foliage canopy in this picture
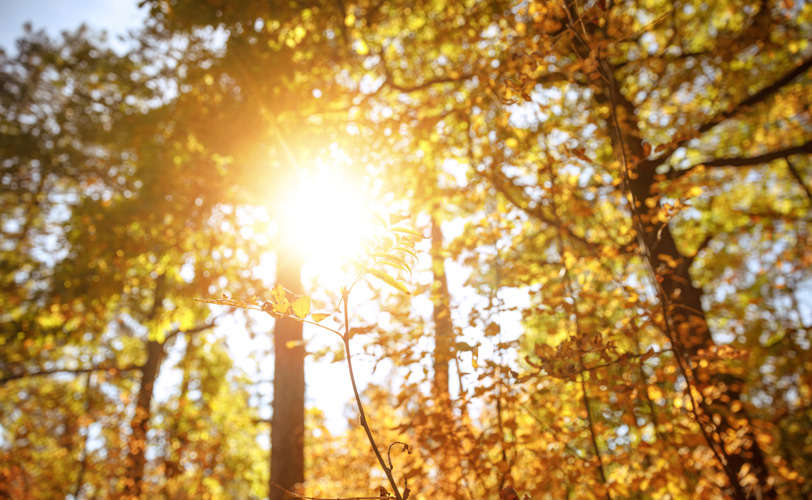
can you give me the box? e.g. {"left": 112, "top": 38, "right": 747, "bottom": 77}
{"left": 1, "top": 0, "right": 811, "bottom": 499}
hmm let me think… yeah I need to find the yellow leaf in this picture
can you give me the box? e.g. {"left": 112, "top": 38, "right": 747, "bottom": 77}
{"left": 389, "top": 226, "right": 424, "bottom": 238}
{"left": 311, "top": 312, "right": 330, "bottom": 323}
{"left": 367, "top": 268, "right": 411, "bottom": 294}
{"left": 292, "top": 296, "right": 311, "bottom": 319}
{"left": 505, "top": 137, "right": 519, "bottom": 149}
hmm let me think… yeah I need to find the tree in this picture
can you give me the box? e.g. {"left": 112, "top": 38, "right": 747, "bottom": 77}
{"left": 1, "top": 25, "right": 268, "bottom": 497}
{"left": 269, "top": 245, "right": 306, "bottom": 499}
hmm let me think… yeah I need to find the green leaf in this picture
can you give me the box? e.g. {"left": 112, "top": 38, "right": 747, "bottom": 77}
{"left": 367, "top": 268, "right": 411, "bottom": 295}
{"left": 292, "top": 295, "right": 311, "bottom": 319}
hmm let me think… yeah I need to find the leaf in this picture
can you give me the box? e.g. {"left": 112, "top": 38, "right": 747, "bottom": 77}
{"left": 367, "top": 268, "right": 411, "bottom": 294}
{"left": 389, "top": 212, "right": 410, "bottom": 225}
{"left": 269, "top": 284, "right": 291, "bottom": 315}
{"left": 270, "top": 284, "right": 287, "bottom": 302}
{"left": 292, "top": 295, "right": 311, "bottom": 319}
{"left": 389, "top": 226, "right": 424, "bottom": 238}
{"left": 455, "top": 341, "right": 476, "bottom": 352}
{"left": 393, "top": 243, "right": 417, "bottom": 258}
{"left": 372, "top": 211, "right": 389, "bottom": 228}
{"left": 311, "top": 312, "right": 330, "bottom": 323}
{"left": 375, "top": 255, "right": 411, "bottom": 274}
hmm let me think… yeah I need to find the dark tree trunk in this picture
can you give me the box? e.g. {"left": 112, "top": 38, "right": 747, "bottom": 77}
{"left": 123, "top": 275, "right": 166, "bottom": 499}
{"left": 269, "top": 249, "right": 305, "bottom": 500}
{"left": 430, "top": 217, "right": 454, "bottom": 400}
{"left": 605, "top": 81, "right": 774, "bottom": 499}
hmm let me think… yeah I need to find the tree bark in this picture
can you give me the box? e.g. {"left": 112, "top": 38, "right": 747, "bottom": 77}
{"left": 269, "top": 249, "right": 305, "bottom": 500}
{"left": 123, "top": 275, "right": 166, "bottom": 499}
{"left": 604, "top": 77, "right": 774, "bottom": 499}
{"left": 430, "top": 217, "right": 455, "bottom": 400}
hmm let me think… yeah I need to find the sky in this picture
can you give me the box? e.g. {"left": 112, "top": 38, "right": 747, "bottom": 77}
{"left": 0, "top": 0, "right": 146, "bottom": 55}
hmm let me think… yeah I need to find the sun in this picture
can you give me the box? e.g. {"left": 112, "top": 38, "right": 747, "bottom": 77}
{"left": 275, "top": 169, "right": 378, "bottom": 283}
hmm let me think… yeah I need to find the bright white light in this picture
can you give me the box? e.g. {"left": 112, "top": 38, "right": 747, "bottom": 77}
{"left": 276, "top": 169, "right": 378, "bottom": 287}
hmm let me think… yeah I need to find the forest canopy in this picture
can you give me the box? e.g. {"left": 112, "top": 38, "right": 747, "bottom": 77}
{"left": 1, "top": 0, "right": 811, "bottom": 499}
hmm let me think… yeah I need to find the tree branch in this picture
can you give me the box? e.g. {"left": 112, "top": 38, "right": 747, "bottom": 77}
{"left": 786, "top": 157, "right": 812, "bottom": 203}
{"left": 379, "top": 50, "right": 474, "bottom": 94}
{"left": 646, "top": 55, "right": 812, "bottom": 169}
{"left": 667, "top": 139, "right": 812, "bottom": 180}
{"left": 341, "top": 289, "right": 403, "bottom": 500}
{"left": 0, "top": 364, "right": 142, "bottom": 385}
{"left": 490, "top": 168, "right": 625, "bottom": 255}
{"left": 163, "top": 317, "right": 221, "bottom": 343}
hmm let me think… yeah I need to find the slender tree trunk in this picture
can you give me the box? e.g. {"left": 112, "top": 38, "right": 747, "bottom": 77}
{"left": 430, "top": 217, "right": 454, "bottom": 400}
{"left": 269, "top": 249, "right": 305, "bottom": 500}
{"left": 123, "top": 275, "right": 166, "bottom": 499}
{"left": 604, "top": 79, "right": 774, "bottom": 499}
{"left": 164, "top": 334, "right": 194, "bottom": 492}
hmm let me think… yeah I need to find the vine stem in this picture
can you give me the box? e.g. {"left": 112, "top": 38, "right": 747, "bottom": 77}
{"left": 342, "top": 288, "right": 403, "bottom": 500}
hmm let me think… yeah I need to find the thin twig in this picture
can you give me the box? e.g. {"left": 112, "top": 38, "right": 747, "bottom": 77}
{"left": 387, "top": 442, "right": 412, "bottom": 471}
{"left": 342, "top": 289, "right": 403, "bottom": 500}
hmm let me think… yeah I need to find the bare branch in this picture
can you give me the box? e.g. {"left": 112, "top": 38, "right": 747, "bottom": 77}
{"left": 786, "top": 157, "right": 812, "bottom": 203}
{"left": 490, "top": 168, "right": 624, "bottom": 255}
{"left": 668, "top": 139, "right": 812, "bottom": 180}
{"left": 0, "top": 364, "right": 142, "bottom": 386}
{"left": 687, "top": 233, "right": 714, "bottom": 267}
{"left": 646, "top": 56, "right": 812, "bottom": 169}
{"left": 379, "top": 49, "right": 474, "bottom": 94}
{"left": 387, "top": 441, "right": 411, "bottom": 471}
{"left": 163, "top": 318, "right": 221, "bottom": 343}
{"left": 341, "top": 289, "right": 403, "bottom": 500}
{"left": 385, "top": 73, "right": 475, "bottom": 94}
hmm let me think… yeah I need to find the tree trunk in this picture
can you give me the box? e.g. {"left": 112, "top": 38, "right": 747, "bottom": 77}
{"left": 430, "top": 217, "right": 455, "bottom": 400}
{"left": 605, "top": 81, "right": 774, "bottom": 499}
{"left": 269, "top": 249, "right": 305, "bottom": 500}
{"left": 123, "top": 275, "right": 166, "bottom": 499}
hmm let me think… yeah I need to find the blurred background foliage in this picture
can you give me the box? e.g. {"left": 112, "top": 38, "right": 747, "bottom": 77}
{"left": 1, "top": 0, "right": 810, "bottom": 498}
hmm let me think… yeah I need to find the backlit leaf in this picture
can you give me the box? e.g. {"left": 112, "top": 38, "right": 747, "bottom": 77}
{"left": 292, "top": 295, "right": 311, "bottom": 319}
{"left": 311, "top": 312, "right": 330, "bottom": 323}
{"left": 367, "top": 268, "right": 411, "bottom": 294}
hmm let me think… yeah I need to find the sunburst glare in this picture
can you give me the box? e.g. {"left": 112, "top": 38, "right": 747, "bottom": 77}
{"left": 274, "top": 165, "right": 379, "bottom": 290}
